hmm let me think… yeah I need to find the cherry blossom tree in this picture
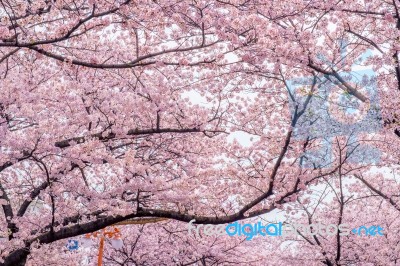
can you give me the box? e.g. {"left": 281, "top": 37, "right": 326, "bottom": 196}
{"left": 1, "top": 0, "right": 400, "bottom": 265}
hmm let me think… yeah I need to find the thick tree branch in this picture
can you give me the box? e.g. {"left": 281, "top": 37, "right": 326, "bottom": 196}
{"left": 54, "top": 127, "right": 222, "bottom": 148}
{"left": 308, "top": 62, "right": 368, "bottom": 102}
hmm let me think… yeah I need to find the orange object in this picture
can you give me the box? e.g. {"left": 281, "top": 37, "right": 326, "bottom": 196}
{"left": 85, "top": 227, "right": 122, "bottom": 266}
{"left": 98, "top": 236, "right": 105, "bottom": 266}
